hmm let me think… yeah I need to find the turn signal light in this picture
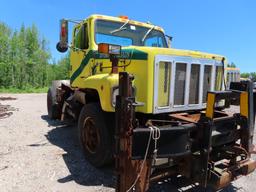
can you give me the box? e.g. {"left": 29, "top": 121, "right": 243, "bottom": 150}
{"left": 60, "top": 19, "right": 68, "bottom": 44}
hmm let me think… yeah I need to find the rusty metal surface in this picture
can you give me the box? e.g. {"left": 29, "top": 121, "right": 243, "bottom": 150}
{"left": 115, "top": 72, "right": 151, "bottom": 192}
{"left": 150, "top": 166, "right": 178, "bottom": 183}
{"left": 215, "top": 171, "right": 233, "bottom": 190}
{"left": 211, "top": 159, "right": 256, "bottom": 190}
{"left": 169, "top": 113, "right": 201, "bottom": 123}
{"left": 114, "top": 80, "right": 256, "bottom": 191}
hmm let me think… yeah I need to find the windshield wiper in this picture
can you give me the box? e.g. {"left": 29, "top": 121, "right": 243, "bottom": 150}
{"left": 110, "top": 20, "right": 130, "bottom": 34}
{"left": 142, "top": 25, "right": 155, "bottom": 42}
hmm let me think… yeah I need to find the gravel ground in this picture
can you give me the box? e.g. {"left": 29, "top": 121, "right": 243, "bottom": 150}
{"left": 0, "top": 93, "right": 255, "bottom": 192}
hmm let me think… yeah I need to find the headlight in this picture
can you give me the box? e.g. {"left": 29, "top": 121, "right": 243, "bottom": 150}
{"left": 111, "top": 87, "right": 135, "bottom": 107}
{"left": 112, "top": 88, "right": 119, "bottom": 107}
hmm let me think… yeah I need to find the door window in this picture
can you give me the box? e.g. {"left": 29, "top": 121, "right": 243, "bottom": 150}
{"left": 74, "top": 24, "right": 89, "bottom": 50}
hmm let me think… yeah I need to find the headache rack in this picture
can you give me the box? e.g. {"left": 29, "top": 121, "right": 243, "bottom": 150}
{"left": 115, "top": 72, "right": 256, "bottom": 192}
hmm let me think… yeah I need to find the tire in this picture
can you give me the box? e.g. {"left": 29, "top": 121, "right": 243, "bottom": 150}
{"left": 47, "top": 88, "right": 61, "bottom": 119}
{"left": 78, "top": 103, "right": 113, "bottom": 167}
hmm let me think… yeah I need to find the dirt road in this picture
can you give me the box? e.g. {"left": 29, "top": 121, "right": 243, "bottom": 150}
{"left": 0, "top": 93, "right": 255, "bottom": 192}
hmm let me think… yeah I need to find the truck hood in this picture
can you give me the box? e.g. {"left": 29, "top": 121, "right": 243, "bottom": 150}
{"left": 122, "top": 46, "right": 225, "bottom": 62}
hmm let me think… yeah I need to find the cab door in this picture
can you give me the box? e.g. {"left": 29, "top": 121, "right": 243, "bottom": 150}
{"left": 70, "top": 22, "right": 90, "bottom": 86}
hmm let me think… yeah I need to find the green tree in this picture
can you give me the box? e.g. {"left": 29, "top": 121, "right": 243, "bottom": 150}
{"left": 227, "top": 62, "right": 236, "bottom": 68}
{"left": 0, "top": 21, "right": 70, "bottom": 91}
{"left": 0, "top": 23, "right": 12, "bottom": 87}
{"left": 241, "top": 72, "right": 256, "bottom": 81}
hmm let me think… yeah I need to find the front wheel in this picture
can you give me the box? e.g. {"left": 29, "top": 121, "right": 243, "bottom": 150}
{"left": 78, "top": 103, "right": 113, "bottom": 167}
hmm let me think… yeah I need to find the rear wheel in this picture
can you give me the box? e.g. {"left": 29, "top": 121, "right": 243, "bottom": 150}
{"left": 78, "top": 103, "right": 113, "bottom": 167}
{"left": 47, "top": 88, "right": 61, "bottom": 119}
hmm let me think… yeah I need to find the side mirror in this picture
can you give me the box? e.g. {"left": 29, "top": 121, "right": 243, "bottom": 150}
{"left": 56, "top": 42, "right": 68, "bottom": 53}
{"left": 56, "top": 19, "right": 68, "bottom": 53}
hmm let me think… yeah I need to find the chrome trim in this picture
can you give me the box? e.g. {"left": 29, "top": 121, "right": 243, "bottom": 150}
{"left": 153, "top": 55, "right": 223, "bottom": 114}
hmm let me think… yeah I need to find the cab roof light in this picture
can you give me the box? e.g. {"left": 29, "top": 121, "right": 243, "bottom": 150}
{"left": 118, "top": 15, "right": 129, "bottom": 19}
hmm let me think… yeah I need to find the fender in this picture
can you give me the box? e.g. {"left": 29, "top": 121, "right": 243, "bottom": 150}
{"left": 82, "top": 73, "right": 118, "bottom": 112}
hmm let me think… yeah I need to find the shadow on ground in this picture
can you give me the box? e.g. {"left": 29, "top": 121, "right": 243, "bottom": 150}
{"left": 41, "top": 115, "right": 115, "bottom": 188}
{"left": 41, "top": 114, "right": 239, "bottom": 192}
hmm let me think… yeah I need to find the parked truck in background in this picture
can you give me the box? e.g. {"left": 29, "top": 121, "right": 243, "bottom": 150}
{"left": 225, "top": 67, "right": 240, "bottom": 89}
{"left": 47, "top": 14, "right": 256, "bottom": 191}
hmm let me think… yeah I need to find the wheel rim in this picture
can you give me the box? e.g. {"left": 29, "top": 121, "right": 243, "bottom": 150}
{"left": 82, "top": 117, "right": 100, "bottom": 154}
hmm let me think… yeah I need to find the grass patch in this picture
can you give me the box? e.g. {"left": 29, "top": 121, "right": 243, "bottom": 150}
{"left": 0, "top": 87, "right": 48, "bottom": 93}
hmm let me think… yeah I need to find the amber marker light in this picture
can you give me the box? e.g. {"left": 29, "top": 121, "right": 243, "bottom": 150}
{"left": 98, "top": 43, "right": 109, "bottom": 55}
{"left": 118, "top": 15, "right": 129, "bottom": 19}
{"left": 98, "top": 43, "right": 121, "bottom": 55}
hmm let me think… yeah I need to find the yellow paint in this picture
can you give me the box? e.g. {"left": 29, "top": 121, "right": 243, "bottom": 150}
{"left": 225, "top": 67, "right": 240, "bottom": 71}
{"left": 215, "top": 66, "right": 224, "bottom": 91}
{"left": 240, "top": 92, "right": 249, "bottom": 118}
{"left": 70, "top": 20, "right": 91, "bottom": 78}
{"left": 206, "top": 93, "right": 216, "bottom": 119}
{"left": 82, "top": 73, "right": 119, "bottom": 111}
{"left": 69, "top": 14, "right": 226, "bottom": 113}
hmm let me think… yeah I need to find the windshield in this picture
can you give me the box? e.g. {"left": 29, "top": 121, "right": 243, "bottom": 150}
{"left": 95, "top": 19, "right": 168, "bottom": 48}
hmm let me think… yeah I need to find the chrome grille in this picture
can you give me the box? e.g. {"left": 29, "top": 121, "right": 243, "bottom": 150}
{"left": 153, "top": 55, "right": 223, "bottom": 114}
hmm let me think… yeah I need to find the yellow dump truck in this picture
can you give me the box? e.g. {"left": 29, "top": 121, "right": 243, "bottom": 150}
{"left": 48, "top": 14, "right": 256, "bottom": 191}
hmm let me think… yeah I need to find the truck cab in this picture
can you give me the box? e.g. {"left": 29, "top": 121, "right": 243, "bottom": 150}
{"left": 57, "top": 14, "right": 226, "bottom": 114}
